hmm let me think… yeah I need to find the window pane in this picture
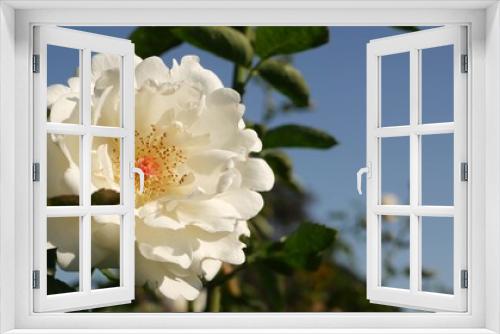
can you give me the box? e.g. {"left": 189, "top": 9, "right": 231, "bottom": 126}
{"left": 47, "top": 45, "right": 80, "bottom": 124}
{"left": 421, "top": 134, "right": 454, "bottom": 206}
{"left": 381, "top": 215, "right": 410, "bottom": 289}
{"left": 47, "top": 134, "right": 81, "bottom": 206}
{"left": 91, "top": 215, "right": 121, "bottom": 290}
{"left": 421, "top": 45, "right": 454, "bottom": 124}
{"left": 381, "top": 137, "right": 409, "bottom": 205}
{"left": 381, "top": 52, "right": 410, "bottom": 127}
{"left": 91, "top": 52, "right": 121, "bottom": 127}
{"left": 91, "top": 137, "right": 121, "bottom": 205}
{"left": 421, "top": 217, "right": 453, "bottom": 294}
{"left": 47, "top": 217, "right": 80, "bottom": 294}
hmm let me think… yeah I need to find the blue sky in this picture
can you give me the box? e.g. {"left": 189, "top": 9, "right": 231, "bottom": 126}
{"left": 49, "top": 26, "right": 455, "bottom": 300}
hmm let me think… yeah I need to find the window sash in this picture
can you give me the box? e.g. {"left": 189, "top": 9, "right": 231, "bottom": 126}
{"left": 366, "top": 25, "right": 468, "bottom": 312}
{"left": 32, "top": 26, "right": 136, "bottom": 313}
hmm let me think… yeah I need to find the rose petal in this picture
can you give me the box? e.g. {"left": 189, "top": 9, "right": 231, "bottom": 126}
{"left": 47, "top": 84, "right": 70, "bottom": 107}
{"left": 237, "top": 158, "right": 275, "bottom": 191}
{"left": 201, "top": 258, "right": 222, "bottom": 281}
{"left": 216, "top": 189, "right": 264, "bottom": 220}
{"left": 136, "top": 56, "right": 170, "bottom": 88}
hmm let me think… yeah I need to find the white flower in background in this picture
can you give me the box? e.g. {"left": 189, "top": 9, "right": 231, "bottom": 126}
{"left": 381, "top": 193, "right": 400, "bottom": 223}
{"left": 47, "top": 54, "right": 275, "bottom": 301}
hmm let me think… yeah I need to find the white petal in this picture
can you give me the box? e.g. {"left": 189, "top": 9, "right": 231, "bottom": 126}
{"left": 68, "top": 77, "right": 80, "bottom": 92}
{"left": 238, "top": 158, "right": 275, "bottom": 191}
{"left": 91, "top": 220, "right": 121, "bottom": 268}
{"left": 185, "top": 149, "right": 237, "bottom": 175}
{"left": 91, "top": 53, "right": 121, "bottom": 79}
{"left": 46, "top": 136, "right": 78, "bottom": 197}
{"left": 216, "top": 170, "right": 236, "bottom": 193}
{"left": 138, "top": 242, "right": 191, "bottom": 269}
{"left": 47, "top": 217, "right": 80, "bottom": 270}
{"left": 136, "top": 56, "right": 170, "bottom": 87}
{"left": 135, "top": 249, "right": 202, "bottom": 301}
{"left": 64, "top": 165, "right": 81, "bottom": 195}
{"left": 217, "top": 189, "right": 264, "bottom": 220}
{"left": 190, "top": 226, "right": 246, "bottom": 265}
{"left": 235, "top": 220, "right": 251, "bottom": 238}
{"left": 224, "top": 128, "right": 263, "bottom": 154}
{"left": 201, "top": 258, "right": 222, "bottom": 281}
{"left": 171, "top": 55, "right": 223, "bottom": 94}
{"left": 175, "top": 198, "right": 241, "bottom": 232}
{"left": 136, "top": 221, "right": 193, "bottom": 267}
{"left": 206, "top": 87, "right": 241, "bottom": 107}
{"left": 47, "top": 84, "right": 70, "bottom": 107}
{"left": 145, "top": 215, "right": 185, "bottom": 230}
{"left": 50, "top": 93, "right": 79, "bottom": 123}
{"left": 158, "top": 272, "right": 202, "bottom": 301}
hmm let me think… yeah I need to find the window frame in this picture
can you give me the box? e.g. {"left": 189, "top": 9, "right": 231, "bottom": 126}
{"left": 0, "top": 1, "right": 499, "bottom": 333}
{"left": 365, "top": 26, "right": 468, "bottom": 312}
{"left": 32, "top": 25, "right": 136, "bottom": 312}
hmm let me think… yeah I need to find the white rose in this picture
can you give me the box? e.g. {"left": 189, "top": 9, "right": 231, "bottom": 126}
{"left": 47, "top": 54, "right": 275, "bottom": 301}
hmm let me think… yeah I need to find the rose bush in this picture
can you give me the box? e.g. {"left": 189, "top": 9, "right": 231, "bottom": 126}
{"left": 46, "top": 54, "right": 274, "bottom": 301}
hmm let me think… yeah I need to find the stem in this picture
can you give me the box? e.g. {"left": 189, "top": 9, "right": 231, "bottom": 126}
{"left": 242, "top": 59, "right": 264, "bottom": 88}
{"left": 205, "top": 263, "right": 247, "bottom": 289}
{"left": 232, "top": 64, "right": 246, "bottom": 96}
{"left": 231, "top": 26, "right": 251, "bottom": 96}
{"left": 208, "top": 286, "right": 221, "bottom": 312}
{"left": 187, "top": 300, "right": 195, "bottom": 312}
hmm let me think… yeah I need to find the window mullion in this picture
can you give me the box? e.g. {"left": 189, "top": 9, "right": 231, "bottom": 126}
{"left": 409, "top": 48, "right": 421, "bottom": 293}
{"left": 80, "top": 48, "right": 92, "bottom": 294}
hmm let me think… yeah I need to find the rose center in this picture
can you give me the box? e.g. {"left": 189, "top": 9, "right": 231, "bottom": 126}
{"left": 134, "top": 125, "right": 188, "bottom": 204}
{"left": 136, "top": 156, "right": 160, "bottom": 177}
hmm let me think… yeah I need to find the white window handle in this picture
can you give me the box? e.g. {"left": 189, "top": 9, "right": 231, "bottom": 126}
{"left": 130, "top": 162, "right": 145, "bottom": 193}
{"left": 356, "top": 163, "right": 371, "bottom": 195}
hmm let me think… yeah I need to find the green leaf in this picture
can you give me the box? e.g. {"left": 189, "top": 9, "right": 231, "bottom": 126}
{"left": 255, "top": 27, "right": 329, "bottom": 58}
{"left": 259, "top": 150, "right": 301, "bottom": 192}
{"left": 257, "top": 59, "right": 310, "bottom": 107}
{"left": 265, "top": 222, "right": 337, "bottom": 272}
{"left": 130, "top": 27, "right": 183, "bottom": 58}
{"left": 255, "top": 263, "right": 285, "bottom": 311}
{"left": 263, "top": 124, "right": 337, "bottom": 149}
{"left": 172, "top": 27, "right": 253, "bottom": 66}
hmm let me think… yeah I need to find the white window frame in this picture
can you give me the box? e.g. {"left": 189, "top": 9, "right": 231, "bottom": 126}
{"left": 32, "top": 26, "right": 136, "bottom": 312}
{"left": 365, "top": 26, "right": 468, "bottom": 312}
{"left": 1, "top": 1, "right": 500, "bottom": 333}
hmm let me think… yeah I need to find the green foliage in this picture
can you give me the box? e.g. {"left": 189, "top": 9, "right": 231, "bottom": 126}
{"left": 263, "top": 124, "right": 338, "bottom": 149}
{"left": 259, "top": 150, "right": 301, "bottom": 192}
{"left": 172, "top": 27, "right": 253, "bottom": 66}
{"left": 130, "top": 27, "right": 182, "bottom": 58}
{"left": 254, "top": 27, "right": 329, "bottom": 58}
{"left": 128, "top": 26, "right": 329, "bottom": 109}
{"left": 257, "top": 59, "right": 310, "bottom": 107}
{"left": 263, "top": 222, "right": 337, "bottom": 272}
